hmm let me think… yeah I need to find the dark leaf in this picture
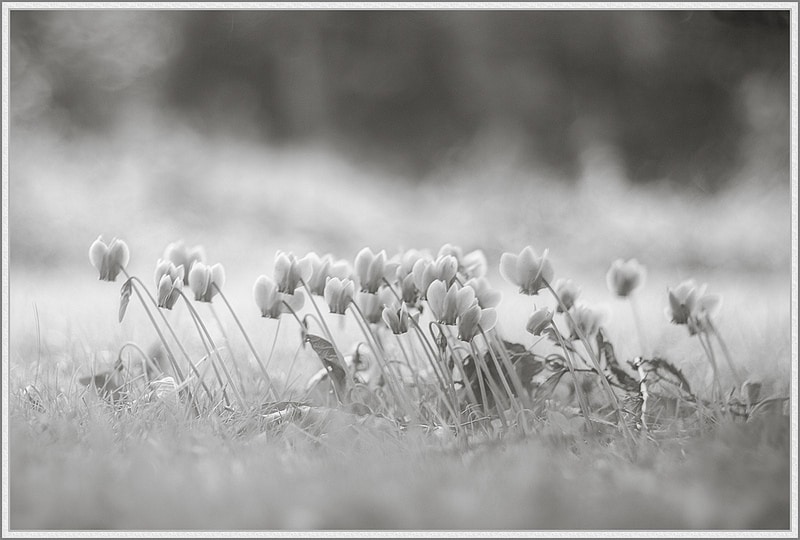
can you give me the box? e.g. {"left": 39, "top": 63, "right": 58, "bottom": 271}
{"left": 597, "top": 329, "right": 638, "bottom": 391}
{"left": 533, "top": 369, "right": 568, "bottom": 402}
{"left": 119, "top": 278, "right": 133, "bottom": 323}
{"left": 305, "top": 334, "right": 349, "bottom": 403}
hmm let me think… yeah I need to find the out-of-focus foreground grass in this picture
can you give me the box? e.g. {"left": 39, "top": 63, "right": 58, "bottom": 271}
{"left": 7, "top": 110, "right": 794, "bottom": 531}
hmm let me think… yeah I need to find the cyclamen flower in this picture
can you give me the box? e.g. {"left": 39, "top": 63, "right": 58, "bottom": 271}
{"left": 499, "top": 246, "right": 554, "bottom": 296}
{"left": 306, "top": 253, "right": 351, "bottom": 296}
{"left": 567, "top": 303, "right": 608, "bottom": 340}
{"left": 666, "top": 280, "right": 723, "bottom": 335}
{"left": 89, "top": 236, "right": 130, "bottom": 282}
{"left": 606, "top": 259, "right": 646, "bottom": 298}
{"left": 553, "top": 278, "right": 581, "bottom": 313}
{"left": 188, "top": 262, "right": 225, "bottom": 302}
{"left": 426, "top": 281, "right": 476, "bottom": 326}
{"left": 357, "top": 288, "right": 394, "bottom": 324}
{"left": 438, "top": 243, "right": 488, "bottom": 279}
{"left": 354, "top": 247, "right": 398, "bottom": 294}
{"left": 382, "top": 301, "right": 412, "bottom": 335}
{"left": 163, "top": 240, "right": 205, "bottom": 285}
{"left": 464, "top": 277, "right": 502, "bottom": 309}
{"left": 323, "top": 277, "right": 356, "bottom": 315}
{"left": 396, "top": 249, "right": 429, "bottom": 280}
{"left": 412, "top": 255, "right": 458, "bottom": 299}
{"left": 254, "top": 275, "right": 305, "bottom": 319}
{"left": 526, "top": 308, "right": 553, "bottom": 336}
{"left": 399, "top": 273, "right": 420, "bottom": 305}
{"left": 274, "top": 251, "right": 313, "bottom": 295}
{"left": 154, "top": 259, "right": 185, "bottom": 310}
{"left": 457, "top": 302, "right": 497, "bottom": 342}
{"left": 666, "top": 280, "right": 700, "bottom": 325}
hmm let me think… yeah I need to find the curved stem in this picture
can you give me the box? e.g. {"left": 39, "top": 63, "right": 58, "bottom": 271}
{"left": 179, "top": 291, "right": 246, "bottom": 411}
{"left": 213, "top": 284, "right": 277, "bottom": 400}
{"left": 629, "top": 295, "right": 649, "bottom": 357}
{"left": 550, "top": 321, "right": 596, "bottom": 433}
{"left": 706, "top": 318, "right": 744, "bottom": 390}
{"left": 208, "top": 303, "right": 246, "bottom": 394}
{"left": 185, "top": 299, "right": 229, "bottom": 407}
{"left": 121, "top": 272, "right": 214, "bottom": 404}
{"left": 299, "top": 279, "right": 337, "bottom": 345}
{"left": 348, "top": 300, "right": 410, "bottom": 412}
{"left": 479, "top": 329, "right": 525, "bottom": 432}
{"left": 545, "top": 279, "right": 628, "bottom": 436}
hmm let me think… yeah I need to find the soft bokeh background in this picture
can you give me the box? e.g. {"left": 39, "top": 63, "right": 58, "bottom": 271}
{"left": 8, "top": 8, "right": 793, "bottom": 390}
{"left": 6, "top": 7, "right": 795, "bottom": 533}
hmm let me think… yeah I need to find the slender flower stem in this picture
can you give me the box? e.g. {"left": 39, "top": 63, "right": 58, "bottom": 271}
{"left": 120, "top": 271, "right": 185, "bottom": 383}
{"left": 629, "top": 294, "right": 649, "bottom": 357}
{"left": 434, "top": 323, "right": 481, "bottom": 410}
{"left": 396, "top": 332, "right": 458, "bottom": 424}
{"left": 208, "top": 303, "right": 247, "bottom": 394}
{"left": 549, "top": 321, "right": 596, "bottom": 433}
{"left": 213, "top": 284, "right": 277, "bottom": 401}
{"left": 469, "top": 340, "right": 509, "bottom": 429}
{"left": 185, "top": 299, "right": 230, "bottom": 407}
{"left": 265, "top": 316, "right": 282, "bottom": 374}
{"left": 179, "top": 291, "right": 246, "bottom": 411}
{"left": 484, "top": 329, "right": 531, "bottom": 410}
{"left": 706, "top": 318, "right": 744, "bottom": 390}
{"left": 697, "top": 332, "right": 722, "bottom": 404}
{"left": 299, "top": 280, "right": 338, "bottom": 348}
{"left": 544, "top": 279, "right": 629, "bottom": 436}
{"left": 348, "top": 300, "right": 411, "bottom": 413}
{"left": 479, "top": 329, "right": 526, "bottom": 433}
{"left": 121, "top": 273, "right": 215, "bottom": 406}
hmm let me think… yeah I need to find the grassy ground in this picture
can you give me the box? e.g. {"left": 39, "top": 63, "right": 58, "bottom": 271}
{"left": 5, "top": 114, "right": 795, "bottom": 533}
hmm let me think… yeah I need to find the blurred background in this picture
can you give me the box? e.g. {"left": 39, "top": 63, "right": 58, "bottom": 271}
{"left": 7, "top": 8, "right": 793, "bottom": 383}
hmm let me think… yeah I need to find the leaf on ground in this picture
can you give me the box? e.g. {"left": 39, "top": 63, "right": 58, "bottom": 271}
{"left": 119, "top": 278, "right": 133, "bottom": 323}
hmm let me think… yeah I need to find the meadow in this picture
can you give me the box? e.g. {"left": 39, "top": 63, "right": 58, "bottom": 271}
{"left": 6, "top": 110, "right": 795, "bottom": 534}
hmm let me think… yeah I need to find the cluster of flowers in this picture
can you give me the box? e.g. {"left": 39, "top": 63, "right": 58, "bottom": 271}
{"left": 251, "top": 244, "right": 498, "bottom": 343}
{"left": 89, "top": 237, "right": 722, "bottom": 343}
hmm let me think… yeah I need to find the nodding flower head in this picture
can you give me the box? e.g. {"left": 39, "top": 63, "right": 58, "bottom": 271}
{"left": 554, "top": 278, "right": 581, "bottom": 313}
{"left": 254, "top": 275, "right": 305, "bottom": 319}
{"left": 154, "top": 259, "right": 185, "bottom": 310}
{"left": 274, "top": 251, "right": 313, "bottom": 295}
{"left": 354, "top": 247, "right": 398, "bottom": 294}
{"left": 306, "top": 253, "right": 351, "bottom": 296}
{"left": 89, "top": 236, "right": 129, "bottom": 282}
{"left": 357, "top": 288, "right": 394, "bottom": 324}
{"left": 606, "top": 258, "right": 646, "bottom": 298}
{"left": 396, "top": 249, "right": 429, "bottom": 280}
{"left": 188, "top": 262, "right": 225, "bottom": 302}
{"left": 399, "top": 273, "right": 420, "bottom": 306}
{"left": 426, "top": 280, "right": 476, "bottom": 326}
{"left": 499, "top": 246, "right": 554, "bottom": 296}
{"left": 666, "top": 280, "right": 722, "bottom": 335}
{"left": 457, "top": 302, "right": 497, "bottom": 342}
{"left": 464, "top": 277, "right": 502, "bottom": 309}
{"left": 323, "top": 277, "right": 356, "bottom": 315}
{"left": 382, "top": 301, "right": 412, "bottom": 335}
{"left": 526, "top": 307, "right": 553, "bottom": 336}
{"left": 666, "top": 280, "right": 699, "bottom": 325}
{"left": 567, "top": 303, "right": 608, "bottom": 340}
{"left": 163, "top": 240, "right": 205, "bottom": 285}
{"left": 412, "top": 255, "right": 458, "bottom": 299}
{"left": 438, "top": 243, "right": 488, "bottom": 279}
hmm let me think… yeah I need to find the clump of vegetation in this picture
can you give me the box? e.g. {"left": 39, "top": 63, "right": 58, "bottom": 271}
{"left": 77, "top": 236, "right": 786, "bottom": 447}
